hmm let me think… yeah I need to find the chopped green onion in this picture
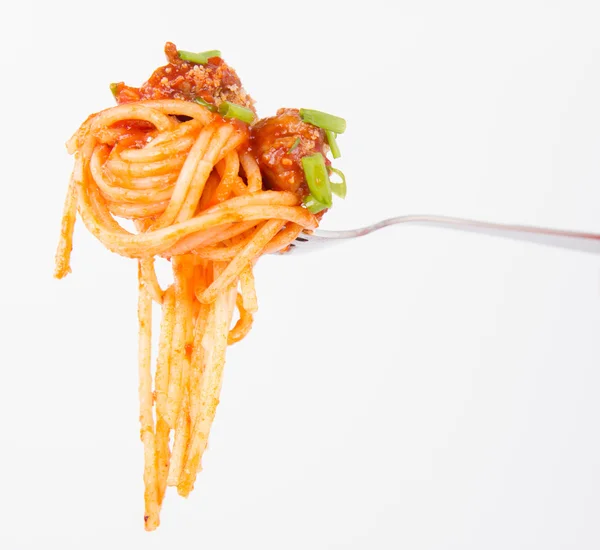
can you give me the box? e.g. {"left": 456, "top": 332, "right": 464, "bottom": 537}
{"left": 194, "top": 97, "right": 217, "bottom": 112}
{"left": 178, "top": 49, "right": 221, "bottom": 64}
{"left": 288, "top": 137, "right": 301, "bottom": 153}
{"left": 329, "top": 167, "right": 347, "bottom": 199}
{"left": 301, "top": 153, "right": 332, "bottom": 207}
{"left": 300, "top": 108, "right": 346, "bottom": 134}
{"left": 303, "top": 193, "right": 329, "bottom": 214}
{"left": 326, "top": 130, "right": 341, "bottom": 159}
{"left": 218, "top": 101, "right": 256, "bottom": 124}
{"left": 109, "top": 83, "right": 118, "bottom": 98}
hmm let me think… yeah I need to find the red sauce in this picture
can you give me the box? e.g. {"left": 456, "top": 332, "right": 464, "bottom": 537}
{"left": 113, "top": 42, "right": 255, "bottom": 113}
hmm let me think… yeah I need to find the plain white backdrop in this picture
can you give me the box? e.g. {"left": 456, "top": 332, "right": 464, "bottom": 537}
{"left": 2, "top": 0, "right": 600, "bottom": 548}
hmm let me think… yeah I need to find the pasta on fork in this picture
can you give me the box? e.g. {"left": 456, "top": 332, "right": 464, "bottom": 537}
{"left": 55, "top": 42, "right": 347, "bottom": 530}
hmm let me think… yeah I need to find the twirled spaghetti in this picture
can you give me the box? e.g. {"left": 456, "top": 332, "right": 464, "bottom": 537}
{"left": 54, "top": 43, "right": 345, "bottom": 530}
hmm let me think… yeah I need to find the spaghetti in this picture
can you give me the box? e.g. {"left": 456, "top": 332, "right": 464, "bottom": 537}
{"left": 54, "top": 44, "right": 345, "bottom": 530}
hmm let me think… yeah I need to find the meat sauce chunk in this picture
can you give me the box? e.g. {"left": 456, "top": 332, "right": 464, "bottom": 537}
{"left": 112, "top": 42, "right": 255, "bottom": 112}
{"left": 250, "top": 108, "right": 328, "bottom": 197}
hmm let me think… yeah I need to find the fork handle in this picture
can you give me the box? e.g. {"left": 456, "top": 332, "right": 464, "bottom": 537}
{"left": 321, "top": 215, "right": 600, "bottom": 255}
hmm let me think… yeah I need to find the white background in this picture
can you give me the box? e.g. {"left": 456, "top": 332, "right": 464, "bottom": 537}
{"left": 2, "top": 1, "right": 600, "bottom": 548}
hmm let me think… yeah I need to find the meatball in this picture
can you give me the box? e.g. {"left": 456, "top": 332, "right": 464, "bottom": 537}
{"left": 250, "top": 108, "right": 328, "bottom": 197}
{"left": 112, "top": 42, "right": 255, "bottom": 112}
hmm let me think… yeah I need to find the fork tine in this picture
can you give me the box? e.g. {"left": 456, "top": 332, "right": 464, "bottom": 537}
{"left": 280, "top": 230, "right": 338, "bottom": 254}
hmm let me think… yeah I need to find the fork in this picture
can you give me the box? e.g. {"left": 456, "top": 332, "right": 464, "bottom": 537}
{"left": 285, "top": 215, "right": 600, "bottom": 255}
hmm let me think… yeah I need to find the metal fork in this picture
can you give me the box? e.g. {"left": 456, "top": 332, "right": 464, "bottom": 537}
{"left": 285, "top": 215, "right": 600, "bottom": 255}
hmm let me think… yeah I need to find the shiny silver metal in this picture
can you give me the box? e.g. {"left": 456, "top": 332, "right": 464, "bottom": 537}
{"left": 286, "top": 215, "right": 600, "bottom": 255}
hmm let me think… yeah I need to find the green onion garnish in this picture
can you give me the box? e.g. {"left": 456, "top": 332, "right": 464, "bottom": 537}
{"left": 194, "top": 97, "right": 217, "bottom": 112}
{"left": 303, "top": 194, "right": 329, "bottom": 214}
{"left": 329, "top": 167, "right": 347, "bottom": 199}
{"left": 178, "top": 50, "right": 222, "bottom": 64}
{"left": 288, "top": 137, "right": 301, "bottom": 153}
{"left": 326, "top": 130, "right": 341, "bottom": 159}
{"left": 301, "top": 153, "right": 332, "bottom": 207}
{"left": 109, "top": 83, "right": 118, "bottom": 98}
{"left": 299, "top": 108, "right": 346, "bottom": 134}
{"left": 218, "top": 101, "right": 256, "bottom": 124}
